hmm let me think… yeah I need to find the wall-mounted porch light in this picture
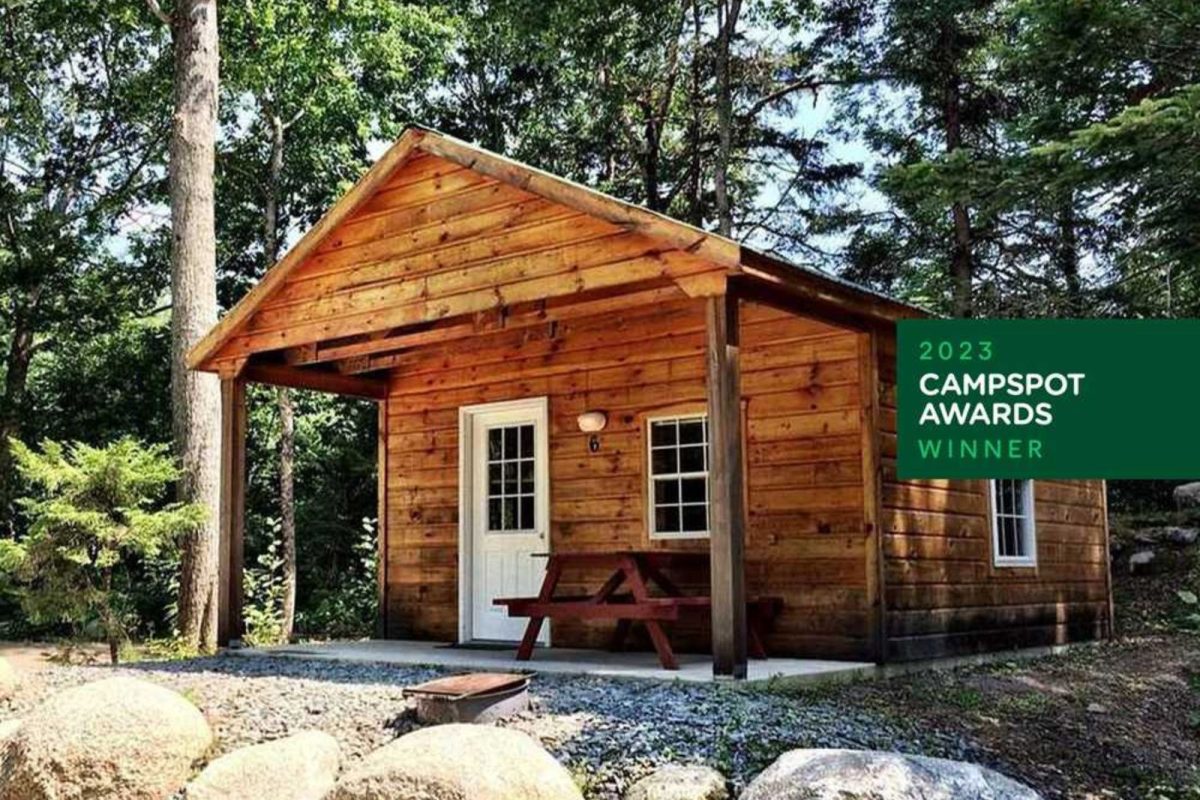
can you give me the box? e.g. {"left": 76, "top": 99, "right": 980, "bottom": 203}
{"left": 576, "top": 410, "right": 608, "bottom": 433}
{"left": 577, "top": 410, "right": 607, "bottom": 453}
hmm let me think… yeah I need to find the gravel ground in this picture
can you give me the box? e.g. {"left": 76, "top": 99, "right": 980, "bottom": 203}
{"left": 0, "top": 653, "right": 972, "bottom": 798}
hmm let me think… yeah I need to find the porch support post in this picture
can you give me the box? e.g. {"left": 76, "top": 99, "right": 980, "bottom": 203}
{"left": 858, "top": 330, "right": 887, "bottom": 663}
{"left": 376, "top": 398, "right": 389, "bottom": 639}
{"left": 217, "top": 377, "right": 247, "bottom": 647}
{"left": 706, "top": 292, "right": 748, "bottom": 679}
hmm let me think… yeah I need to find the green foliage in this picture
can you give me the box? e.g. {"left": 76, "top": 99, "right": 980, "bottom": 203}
{"left": 241, "top": 517, "right": 378, "bottom": 644}
{"left": 242, "top": 535, "right": 288, "bottom": 648}
{"left": 0, "top": 1, "right": 172, "bottom": 526}
{"left": 295, "top": 518, "right": 379, "bottom": 640}
{"left": 837, "top": 0, "right": 1200, "bottom": 319}
{"left": 1176, "top": 585, "right": 1200, "bottom": 630}
{"left": 135, "top": 636, "right": 202, "bottom": 663}
{"left": 6, "top": 438, "right": 205, "bottom": 662}
{"left": 243, "top": 389, "right": 378, "bottom": 637}
{"left": 4, "top": 0, "right": 1199, "bottom": 647}
{"left": 217, "top": 0, "right": 458, "bottom": 294}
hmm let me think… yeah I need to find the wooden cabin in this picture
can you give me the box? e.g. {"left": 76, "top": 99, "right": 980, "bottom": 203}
{"left": 189, "top": 127, "right": 1113, "bottom": 676}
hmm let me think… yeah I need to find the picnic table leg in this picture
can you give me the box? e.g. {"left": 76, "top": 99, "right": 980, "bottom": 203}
{"left": 516, "top": 617, "right": 544, "bottom": 661}
{"left": 591, "top": 569, "right": 627, "bottom": 603}
{"left": 516, "top": 557, "right": 563, "bottom": 660}
{"left": 643, "top": 621, "right": 679, "bottom": 670}
{"left": 642, "top": 563, "right": 682, "bottom": 597}
{"left": 624, "top": 556, "right": 679, "bottom": 670}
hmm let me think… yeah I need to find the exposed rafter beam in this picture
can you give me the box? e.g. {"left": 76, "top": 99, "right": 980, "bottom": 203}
{"left": 242, "top": 363, "right": 387, "bottom": 400}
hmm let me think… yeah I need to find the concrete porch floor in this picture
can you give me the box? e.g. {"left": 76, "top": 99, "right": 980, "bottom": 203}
{"left": 238, "top": 639, "right": 877, "bottom": 685}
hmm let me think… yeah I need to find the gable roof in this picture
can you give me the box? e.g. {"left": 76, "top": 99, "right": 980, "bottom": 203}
{"left": 188, "top": 125, "right": 924, "bottom": 371}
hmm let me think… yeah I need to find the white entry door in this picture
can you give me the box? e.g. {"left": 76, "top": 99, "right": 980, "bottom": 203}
{"left": 460, "top": 398, "right": 550, "bottom": 643}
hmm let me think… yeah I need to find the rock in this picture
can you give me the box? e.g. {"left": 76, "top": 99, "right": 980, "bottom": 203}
{"left": 184, "top": 730, "right": 340, "bottom": 800}
{"left": 1085, "top": 703, "right": 1107, "bottom": 714}
{"left": 0, "top": 658, "right": 17, "bottom": 701}
{"left": 741, "top": 749, "right": 1040, "bottom": 800}
{"left": 1163, "top": 527, "right": 1199, "bottom": 546}
{"left": 1128, "top": 549, "right": 1156, "bottom": 575}
{"left": 625, "top": 764, "right": 727, "bottom": 800}
{"left": 1174, "top": 482, "right": 1200, "bottom": 509}
{"left": 0, "top": 719, "right": 20, "bottom": 746}
{"left": 331, "top": 723, "right": 582, "bottom": 800}
{"left": 1132, "top": 526, "right": 1198, "bottom": 547}
{"left": 0, "top": 676, "right": 212, "bottom": 800}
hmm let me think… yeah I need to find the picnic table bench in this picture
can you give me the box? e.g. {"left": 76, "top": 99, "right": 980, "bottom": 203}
{"left": 494, "top": 550, "right": 782, "bottom": 670}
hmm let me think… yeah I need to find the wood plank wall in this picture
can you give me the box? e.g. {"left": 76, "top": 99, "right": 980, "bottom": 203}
{"left": 876, "top": 332, "right": 1112, "bottom": 660}
{"left": 384, "top": 298, "right": 874, "bottom": 660}
{"left": 209, "top": 152, "right": 723, "bottom": 364}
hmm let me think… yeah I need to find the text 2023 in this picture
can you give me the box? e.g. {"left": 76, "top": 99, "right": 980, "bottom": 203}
{"left": 917, "top": 340, "right": 993, "bottom": 361}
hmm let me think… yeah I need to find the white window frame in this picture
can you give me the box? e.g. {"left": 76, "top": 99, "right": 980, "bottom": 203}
{"left": 645, "top": 412, "right": 710, "bottom": 540}
{"left": 989, "top": 479, "right": 1037, "bottom": 567}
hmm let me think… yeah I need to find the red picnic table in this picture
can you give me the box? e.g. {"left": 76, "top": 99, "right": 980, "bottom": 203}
{"left": 494, "top": 550, "right": 781, "bottom": 670}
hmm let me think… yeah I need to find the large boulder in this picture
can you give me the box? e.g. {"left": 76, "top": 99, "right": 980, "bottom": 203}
{"left": 625, "top": 765, "right": 727, "bottom": 800}
{"left": 0, "top": 658, "right": 17, "bottom": 702}
{"left": 741, "top": 749, "right": 1040, "bottom": 800}
{"left": 1174, "top": 482, "right": 1200, "bottom": 509}
{"left": 331, "top": 723, "right": 582, "bottom": 800}
{"left": 0, "top": 676, "right": 212, "bottom": 800}
{"left": 185, "top": 730, "right": 340, "bottom": 800}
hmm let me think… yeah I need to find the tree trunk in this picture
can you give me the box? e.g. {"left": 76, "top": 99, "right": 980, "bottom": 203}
{"left": 260, "top": 110, "right": 297, "bottom": 641}
{"left": 278, "top": 387, "right": 296, "bottom": 639}
{"left": 713, "top": 0, "right": 741, "bottom": 238}
{"left": 263, "top": 113, "right": 284, "bottom": 263}
{"left": 686, "top": 0, "right": 704, "bottom": 227}
{"left": 169, "top": 0, "right": 222, "bottom": 652}
{"left": 642, "top": 111, "right": 662, "bottom": 212}
{"left": 943, "top": 68, "right": 973, "bottom": 318}
{"left": 1056, "top": 200, "right": 1082, "bottom": 313}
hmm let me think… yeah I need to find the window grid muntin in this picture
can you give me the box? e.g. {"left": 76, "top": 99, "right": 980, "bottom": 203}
{"left": 648, "top": 415, "right": 709, "bottom": 537}
{"left": 992, "top": 478, "right": 1036, "bottom": 565}
{"left": 486, "top": 423, "right": 536, "bottom": 532}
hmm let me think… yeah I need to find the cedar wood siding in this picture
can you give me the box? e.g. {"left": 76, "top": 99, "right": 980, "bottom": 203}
{"left": 384, "top": 298, "right": 874, "bottom": 660}
{"left": 207, "top": 152, "right": 727, "bottom": 363}
{"left": 210, "top": 145, "right": 1111, "bottom": 663}
{"left": 876, "top": 330, "right": 1112, "bottom": 661}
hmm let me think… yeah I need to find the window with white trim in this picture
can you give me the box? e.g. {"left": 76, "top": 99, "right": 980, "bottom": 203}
{"left": 990, "top": 479, "right": 1037, "bottom": 566}
{"left": 647, "top": 414, "right": 709, "bottom": 539}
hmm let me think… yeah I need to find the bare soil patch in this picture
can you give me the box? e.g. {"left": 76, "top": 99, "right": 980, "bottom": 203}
{"left": 819, "top": 635, "right": 1200, "bottom": 799}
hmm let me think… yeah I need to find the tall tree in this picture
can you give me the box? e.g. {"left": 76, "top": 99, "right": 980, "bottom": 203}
{"left": 713, "top": 0, "right": 742, "bottom": 236}
{"left": 837, "top": 0, "right": 1005, "bottom": 316}
{"left": 0, "top": 2, "right": 169, "bottom": 533}
{"left": 998, "top": 0, "right": 1200, "bottom": 317}
{"left": 147, "top": 0, "right": 223, "bottom": 651}
{"left": 431, "top": 0, "right": 857, "bottom": 253}
{"left": 218, "top": 0, "right": 455, "bottom": 639}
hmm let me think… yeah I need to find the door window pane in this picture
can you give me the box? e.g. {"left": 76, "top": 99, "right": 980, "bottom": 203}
{"left": 485, "top": 422, "right": 537, "bottom": 533}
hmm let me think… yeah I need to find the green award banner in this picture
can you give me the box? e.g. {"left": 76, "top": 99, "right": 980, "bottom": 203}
{"left": 896, "top": 319, "right": 1200, "bottom": 479}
